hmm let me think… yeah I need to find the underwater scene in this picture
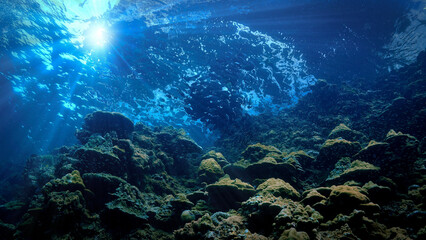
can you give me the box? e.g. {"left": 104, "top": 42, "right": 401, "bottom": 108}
{"left": 0, "top": 0, "right": 425, "bottom": 239}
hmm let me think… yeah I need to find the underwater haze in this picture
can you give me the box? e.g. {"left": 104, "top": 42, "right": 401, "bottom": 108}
{"left": 0, "top": 0, "right": 425, "bottom": 239}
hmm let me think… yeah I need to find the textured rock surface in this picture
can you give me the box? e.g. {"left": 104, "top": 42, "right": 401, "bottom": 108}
{"left": 256, "top": 178, "right": 300, "bottom": 200}
{"left": 241, "top": 143, "right": 282, "bottom": 163}
{"left": 198, "top": 158, "right": 224, "bottom": 183}
{"left": 278, "top": 228, "right": 310, "bottom": 240}
{"left": 224, "top": 145, "right": 299, "bottom": 184}
{"left": 326, "top": 159, "right": 380, "bottom": 185}
{"left": 201, "top": 150, "right": 229, "bottom": 167}
{"left": 206, "top": 177, "right": 255, "bottom": 210}
{"left": 83, "top": 111, "right": 134, "bottom": 139}
{"left": 316, "top": 139, "right": 362, "bottom": 169}
{"left": 328, "top": 123, "right": 364, "bottom": 142}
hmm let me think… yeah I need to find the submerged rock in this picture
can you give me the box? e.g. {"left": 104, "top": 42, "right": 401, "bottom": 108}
{"left": 155, "top": 127, "right": 203, "bottom": 156}
{"left": 180, "top": 210, "right": 196, "bottom": 223}
{"left": 224, "top": 158, "right": 298, "bottom": 185}
{"left": 69, "top": 147, "right": 125, "bottom": 177}
{"left": 301, "top": 189, "right": 327, "bottom": 206}
{"left": 328, "top": 123, "right": 364, "bottom": 142}
{"left": 354, "top": 140, "right": 389, "bottom": 165}
{"left": 104, "top": 183, "right": 149, "bottom": 228}
{"left": 242, "top": 194, "right": 323, "bottom": 236}
{"left": 82, "top": 111, "right": 134, "bottom": 139}
{"left": 274, "top": 199, "right": 323, "bottom": 233}
{"left": 362, "top": 181, "right": 393, "bottom": 204}
{"left": 9, "top": 101, "right": 425, "bottom": 239}
{"left": 15, "top": 172, "right": 103, "bottom": 239}
{"left": 201, "top": 150, "right": 229, "bottom": 167}
{"left": 23, "top": 154, "right": 58, "bottom": 192}
{"left": 256, "top": 178, "right": 300, "bottom": 200}
{"left": 82, "top": 173, "right": 127, "bottom": 211}
{"left": 321, "top": 209, "right": 412, "bottom": 240}
{"left": 315, "top": 139, "right": 361, "bottom": 169}
{"left": 241, "top": 194, "right": 286, "bottom": 235}
{"left": 174, "top": 214, "right": 214, "bottom": 240}
{"left": 198, "top": 158, "right": 224, "bottom": 184}
{"left": 241, "top": 143, "right": 282, "bottom": 163}
{"left": 325, "top": 185, "right": 371, "bottom": 217}
{"left": 384, "top": 131, "right": 419, "bottom": 173}
{"left": 42, "top": 170, "right": 85, "bottom": 193}
{"left": 206, "top": 176, "right": 255, "bottom": 210}
{"left": 224, "top": 144, "right": 299, "bottom": 184}
{"left": 278, "top": 228, "right": 310, "bottom": 240}
{"left": 326, "top": 159, "right": 380, "bottom": 185}
{"left": 285, "top": 150, "right": 315, "bottom": 169}
{"left": 154, "top": 127, "right": 202, "bottom": 175}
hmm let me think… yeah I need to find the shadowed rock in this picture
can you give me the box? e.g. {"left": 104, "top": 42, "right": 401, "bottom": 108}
{"left": 206, "top": 176, "right": 255, "bottom": 210}
{"left": 83, "top": 111, "right": 134, "bottom": 139}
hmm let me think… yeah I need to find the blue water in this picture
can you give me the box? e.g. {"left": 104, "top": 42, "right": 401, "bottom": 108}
{"left": 0, "top": 0, "right": 425, "bottom": 185}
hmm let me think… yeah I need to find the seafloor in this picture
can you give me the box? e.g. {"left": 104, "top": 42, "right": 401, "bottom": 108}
{"left": 0, "top": 53, "right": 425, "bottom": 239}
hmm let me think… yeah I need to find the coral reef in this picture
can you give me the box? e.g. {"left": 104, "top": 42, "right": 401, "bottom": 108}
{"left": 0, "top": 106, "right": 424, "bottom": 239}
{"left": 1, "top": 53, "right": 425, "bottom": 239}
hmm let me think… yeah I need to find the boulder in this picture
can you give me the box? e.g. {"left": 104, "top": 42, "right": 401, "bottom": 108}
{"left": 353, "top": 140, "right": 389, "bottom": 166}
{"left": 186, "top": 190, "right": 208, "bottom": 204}
{"left": 274, "top": 198, "right": 323, "bottom": 232}
{"left": 301, "top": 189, "right": 327, "bottom": 206}
{"left": 316, "top": 139, "right": 361, "bottom": 169}
{"left": 133, "top": 133, "right": 156, "bottom": 149}
{"left": 279, "top": 228, "right": 310, "bottom": 240}
{"left": 198, "top": 158, "right": 224, "bottom": 183}
{"left": 174, "top": 214, "right": 214, "bottom": 240}
{"left": 180, "top": 210, "right": 196, "bottom": 223}
{"left": 104, "top": 183, "right": 149, "bottom": 228}
{"left": 212, "top": 214, "right": 269, "bottom": 240}
{"left": 328, "top": 123, "right": 364, "bottom": 142}
{"left": 83, "top": 111, "right": 134, "bottom": 138}
{"left": 256, "top": 178, "right": 300, "bottom": 200}
{"left": 42, "top": 170, "right": 85, "bottom": 194}
{"left": 155, "top": 127, "right": 202, "bottom": 156}
{"left": 69, "top": 147, "right": 125, "bottom": 177}
{"left": 242, "top": 194, "right": 322, "bottom": 235}
{"left": 154, "top": 127, "right": 202, "bottom": 175}
{"left": 201, "top": 150, "right": 229, "bottom": 167}
{"left": 326, "top": 185, "right": 370, "bottom": 216}
{"left": 326, "top": 159, "right": 380, "bottom": 185}
{"left": 224, "top": 157, "right": 298, "bottom": 184}
{"left": 242, "top": 194, "right": 288, "bottom": 235}
{"left": 285, "top": 150, "right": 314, "bottom": 169}
{"left": 15, "top": 183, "right": 99, "bottom": 239}
{"left": 169, "top": 194, "right": 194, "bottom": 212}
{"left": 362, "top": 181, "right": 393, "bottom": 204}
{"left": 385, "top": 130, "right": 419, "bottom": 165}
{"left": 82, "top": 173, "right": 127, "bottom": 211}
{"left": 206, "top": 176, "right": 255, "bottom": 210}
{"left": 241, "top": 143, "right": 282, "bottom": 163}
{"left": 316, "top": 223, "right": 358, "bottom": 240}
